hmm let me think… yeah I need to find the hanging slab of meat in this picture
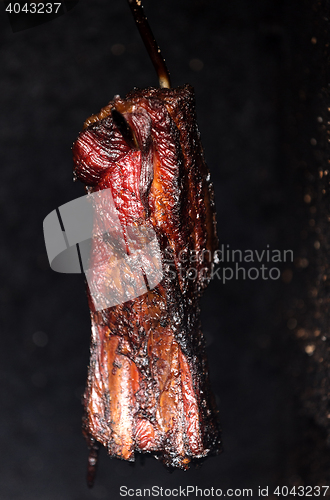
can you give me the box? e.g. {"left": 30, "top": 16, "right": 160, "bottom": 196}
{"left": 72, "top": 83, "right": 221, "bottom": 471}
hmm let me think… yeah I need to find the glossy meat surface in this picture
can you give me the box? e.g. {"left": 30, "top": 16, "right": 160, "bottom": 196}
{"left": 73, "top": 84, "right": 221, "bottom": 469}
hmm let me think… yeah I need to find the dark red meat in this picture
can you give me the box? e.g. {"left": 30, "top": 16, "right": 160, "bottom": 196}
{"left": 73, "top": 84, "right": 221, "bottom": 469}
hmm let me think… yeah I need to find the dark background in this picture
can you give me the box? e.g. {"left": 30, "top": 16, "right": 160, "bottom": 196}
{"left": 1, "top": 0, "right": 330, "bottom": 498}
